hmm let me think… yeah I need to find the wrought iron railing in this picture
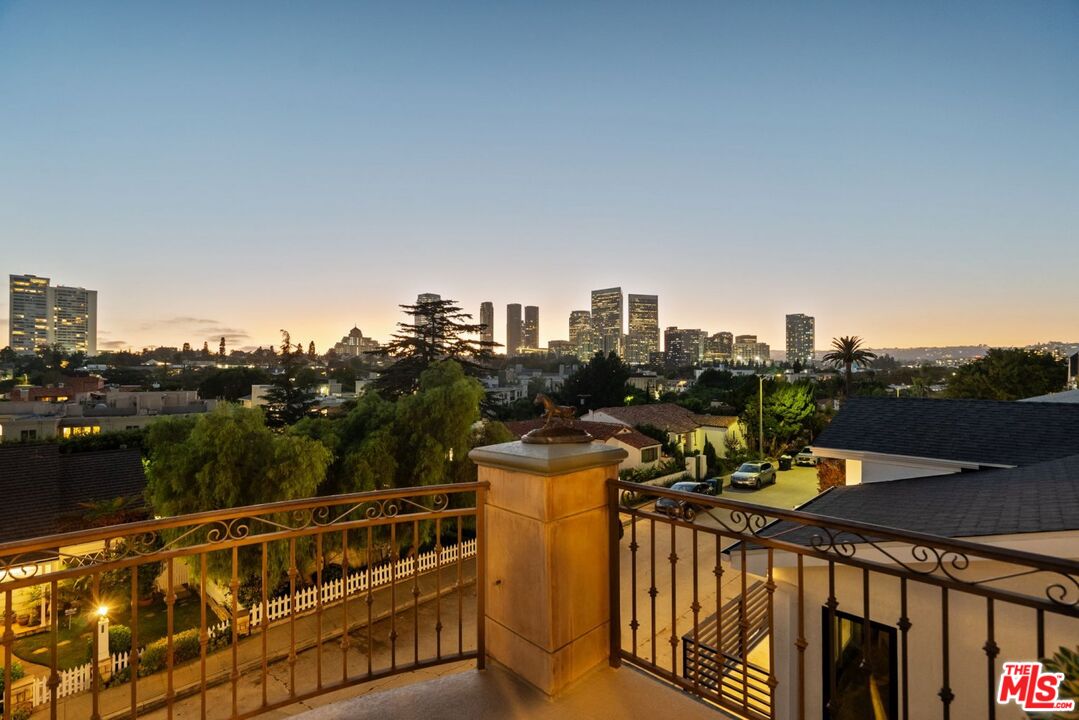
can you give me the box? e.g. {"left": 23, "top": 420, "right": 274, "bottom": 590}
{"left": 0, "top": 482, "right": 485, "bottom": 720}
{"left": 609, "top": 479, "right": 1079, "bottom": 720}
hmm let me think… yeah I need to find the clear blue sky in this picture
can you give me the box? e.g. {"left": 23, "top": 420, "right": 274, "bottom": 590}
{"left": 1, "top": 1, "right": 1076, "bottom": 352}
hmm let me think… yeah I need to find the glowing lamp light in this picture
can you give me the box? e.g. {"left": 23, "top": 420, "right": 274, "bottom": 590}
{"left": 97, "top": 605, "right": 109, "bottom": 619}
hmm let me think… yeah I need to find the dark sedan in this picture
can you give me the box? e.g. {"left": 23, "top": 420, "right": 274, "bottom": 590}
{"left": 655, "top": 481, "right": 714, "bottom": 521}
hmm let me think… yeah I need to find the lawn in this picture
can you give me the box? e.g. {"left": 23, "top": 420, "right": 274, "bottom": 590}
{"left": 13, "top": 595, "right": 206, "bottom": 670}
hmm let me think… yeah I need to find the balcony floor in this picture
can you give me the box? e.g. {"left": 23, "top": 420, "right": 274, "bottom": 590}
{"left": 285, "top": 662, "right": 732, "bottom": 720}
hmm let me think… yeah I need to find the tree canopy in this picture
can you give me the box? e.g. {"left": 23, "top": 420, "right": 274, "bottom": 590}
{"left": 741, "top": 381, "right": 818, "bottom": 456}
{"left": 823, "top": 336, "right": 877, "bottom": 397}
{"left": 263, "top": 330, "right": 318, "bottom": 427}
{"left": 369, "top": 298, "right": 498, "bottom": 398}
{"left": 945, "top": 348, "right": 1066, "bottom": 400}
{"left": 558, "top": 352, "right": 631, "bottom": 411}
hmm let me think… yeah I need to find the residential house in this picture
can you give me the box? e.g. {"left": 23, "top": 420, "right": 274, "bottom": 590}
{"left": 811, "top": 396, "right": 1079, "bottom": 483}
{"left": 582, "top": 403, "right": 742, "bottom": 456}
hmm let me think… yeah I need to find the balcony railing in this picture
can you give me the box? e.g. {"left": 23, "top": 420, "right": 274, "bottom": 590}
{"left": 0, "top": 482, "right": 485, "bottom": 720}
{"left": 609, "top": 479, "right": 1079, "bottom": 720}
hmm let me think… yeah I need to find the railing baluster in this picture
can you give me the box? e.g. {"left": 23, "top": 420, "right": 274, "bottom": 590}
{"left": 690, "top": 528, "right": 699, "bottom": 693}
{"left": 939, "top": 587, "right": 953, "bottom": 719}
{"left": 796, "top": 555, "right": 806, "bottom": 720}
{"left": 390, "top": 522, "right": 398, "bottom": 671}
{"left": 898, "top": 577, "right": 910, "bottom": 720}
{"left": 49, "top": 579, "right": 58, "bottom": 720}
{"left": 316, "top": 533, "right": 324, "bottom": 692}
{"left": 714, "top": 532, "right": 723, "bottom": 699}
{"left": 3, "top": 588, "right": 12, "bottom": 720}
{"left": 669, "top": 519, "right": 678, "bottom": 678}
{"left": 412, "top": 519, "right": 420, "bottom": 665}
{"left": 341, "top": 528, "right": 350, "bottom": 682}
{"left": 740, "top": 542, "right": 749, "bottom": 717}
{"left": 230, "top": 546, "right": 239, "bottom": 719}
{"left": 649, "top": 516, "right": 657, "bottom": 667}
{"left": 767, "top": 548, "right": 777, "bottom": 720}
{"left": 456, "top": 519, "right": 463, "bottom": 657}
{"left": 630, "top": 510, "right": 639, "bottom": 659}
{"left": 166, "top": 557, "right": 175, "bottom": 720}
{"left": 130, "top": 561, "right": 139, "bottom": 718}
{"left": 862, "top": 568, "right": 871, "bottom": 715}
{"left": 288, "top": 537, "right": 298, "bottom": 698}
{"left": 826, "top": 561, "right": 838, "bottom": 719}
{"left": 199, "top": 554, "right": 207, "bottom": 720}
{"left": 1036, "top": 608, "right": 1045, "bottom": 659}
{"left": 261, "top": 541, "right": 269, "bottom": 708}
{"left": 984, "top": 598, "right": 998, "bottom": 720}
{"left": 366, "top": 525, "right": 374, "bottom": 676}
{"left": 435, "top": 518, "right": 443, "bottom": 660}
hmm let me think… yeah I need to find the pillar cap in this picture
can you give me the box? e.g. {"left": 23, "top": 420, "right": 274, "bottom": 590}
{"left": 469, "top": 441, "right": 627, "bottom": 476}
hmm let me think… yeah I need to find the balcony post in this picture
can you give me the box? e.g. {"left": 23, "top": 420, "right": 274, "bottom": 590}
{"left": 469, "top": 440, "right": 627, "bottom": 697}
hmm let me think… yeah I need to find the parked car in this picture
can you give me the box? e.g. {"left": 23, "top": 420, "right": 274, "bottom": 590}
{"left": 795, "top": 446, "right": 818, "bottom": 466}
{"left": 655, "top": 481, "right": 714, "bottom": 521}
{"left": 730, "top": 461, "right": 777, "bottom": 490}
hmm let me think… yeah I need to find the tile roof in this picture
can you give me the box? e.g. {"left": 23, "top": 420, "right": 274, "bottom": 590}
{"left": 608, "top": 430, "right": 663, "bottom": 449}
{"left": 0, "top": 445, "right": 147, "bottom": 544}
{"left": 762, "top": 454, "right": 1079, "bottom": 544}
{"left": 592, "top": 404, "right": 709, "bottom": 434}
{"left": 813, "top": 397, "right": 1079, "bottom": 467}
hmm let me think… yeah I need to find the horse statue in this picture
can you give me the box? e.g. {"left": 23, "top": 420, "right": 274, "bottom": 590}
{"left": 534, "top": 393, "right": 576, "bottom": 427}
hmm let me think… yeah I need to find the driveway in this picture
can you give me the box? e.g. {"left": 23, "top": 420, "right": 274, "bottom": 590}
{"left": 718, "top": 464, "right": 820, "bottom": 510}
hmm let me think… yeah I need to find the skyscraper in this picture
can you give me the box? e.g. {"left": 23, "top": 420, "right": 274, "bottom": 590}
{"left": 626, "top": 294, "right": 659, "bottom": 365}
{"left": 734, "top": 334, "right": 771, "bottom": 364}
{"left": 9, "top": 274, "right": 97, "bottom": 355}
{"left": 663, "top": 327, "right": 702, "bottom": 368}
{"left": 414, "top": 293, "right": 442, "bottom": 333}
{"left": 702, "top": 331, "right": 734, "bottom": 363}
{"left": 479, "top": 302, "right": 494, "bottom": 345}
{"left": 506, "top": 303, "right": 522, "bottom": 356}
{"left": 569, "top": 310, "right": 593, "bottom": 360}
{"left": 523, "top": 306, "right": 539, "bottom": 349}
{"left": 786, "top": 313, "right": 816, "bottom": 366}
{"left": 591, "top": 287, "right": 623, "bottom": 357}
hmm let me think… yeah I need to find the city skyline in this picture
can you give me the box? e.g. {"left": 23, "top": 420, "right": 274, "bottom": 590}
{"left": 2, "top": 3, "right": 1077, "bottom": 352}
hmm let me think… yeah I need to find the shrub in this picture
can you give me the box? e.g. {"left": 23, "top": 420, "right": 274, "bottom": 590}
{"left": 0, "top": 661, "right": 25, "bottom": 693}
{"left": 136, "top": 628, "right": 203, "bottom": 677}
{"left": 85, "top": 624, "right": 133, "bottom": 663}
{"left": 817, "top": 458, "right": 846, "bottom": 493}
{"left": 12, "top": 707, "right": 31, "bottom": 720}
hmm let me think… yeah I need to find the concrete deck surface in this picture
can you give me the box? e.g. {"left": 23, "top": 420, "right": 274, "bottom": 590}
{"left": 291, "top": 663, "right": 731, "bottom": 720}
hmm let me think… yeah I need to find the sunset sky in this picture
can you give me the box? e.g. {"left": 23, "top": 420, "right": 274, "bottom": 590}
{"left": 1, "top": 2, "right": 1076, "bottom": 353}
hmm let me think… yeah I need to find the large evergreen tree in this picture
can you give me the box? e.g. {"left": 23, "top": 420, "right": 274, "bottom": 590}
{"left": 263, "top": 330, "right": 318, "bottom": 426}
{"left": 558, "top": 352, "right": 632, "bottom": 411}
{"left": 945, "top": 348, "right": 1066, "bottom": 400}
{"left": 369, "top": 297, "right": 498, "bottom": 398}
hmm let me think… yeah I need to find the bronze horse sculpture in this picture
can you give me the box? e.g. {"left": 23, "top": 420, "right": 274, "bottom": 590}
{"left": 534, "top": 393, "right": 576, "bottom": 427}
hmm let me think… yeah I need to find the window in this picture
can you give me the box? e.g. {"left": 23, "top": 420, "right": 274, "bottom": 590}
{"left": 641, "top": 447, "right": 658, "bottom": 463}
{"left": 822, "top": 608, "right": 898, "bottom": 720}
{"left": 20, "top": 429, "right": 37, "bottom": 441}
{"left": 62, "top": 426, "right": 100, "bottom": 438}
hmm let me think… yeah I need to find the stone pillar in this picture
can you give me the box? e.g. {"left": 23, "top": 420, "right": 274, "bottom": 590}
{"left": 97, "top": 613, "right": 112, "bottom": 682}
{"left": 469, "top": 441, "right": 626, "bottom": 697}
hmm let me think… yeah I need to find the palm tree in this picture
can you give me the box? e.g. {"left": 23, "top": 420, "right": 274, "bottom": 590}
{"left": 822, "top": 336, "right": 877, "bottom": 397}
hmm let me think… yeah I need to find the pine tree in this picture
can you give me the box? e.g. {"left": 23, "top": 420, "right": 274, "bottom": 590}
{"left": 370, "top": 297, "right": 499, "bottom": 398}
{"left": 262, "top": 330, "right": 318, "bottom": 426}
{"left": 308, "top": 341, "right": 316, "bottom": 359}
{"left": 219, "top": 336, "right": 226, "bottom": 357}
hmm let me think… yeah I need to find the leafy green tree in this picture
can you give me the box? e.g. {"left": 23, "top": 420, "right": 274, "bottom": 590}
{"left": 823, "top": 336, "right": 877, "bottom": 397}
{"left": 198, "top": 367, "right": 271, "bottom": 402}
{"left": 144, "top": 404, "right": 332, "bottom": 584}
{"left": 370, "top": 298, "right": 498, "bottom": 398}
{"left": 558, "top": 352, "right": 631, "bottom": 411}
{"left": 263, "top": 330, "right": 318, "bottom": 427}
{"left": 741, "top": 381, "right": 816, "bottom": 456}
{"left": 945, "top": 348, "right": 1066, "bottom": 400}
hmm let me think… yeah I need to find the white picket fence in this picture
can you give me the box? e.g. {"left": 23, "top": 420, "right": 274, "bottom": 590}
{"left": 24, "top": 538, "right": 475, "bottom": 708}
{"left": 249, "top": 538, "right": 476, "bottom": 628}
{"left": 29, "top": 620, "right": 231, "bottom": 706}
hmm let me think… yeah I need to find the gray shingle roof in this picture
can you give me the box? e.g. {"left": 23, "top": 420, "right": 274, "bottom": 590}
{"left": 813, "top": 397, "right": 1079, "bottom": 467}
{"left": 765, "top": 454, "right": 1079, "bottom": 545}
{"left": 0, "top": 445, "right": 147, "bottom": 544}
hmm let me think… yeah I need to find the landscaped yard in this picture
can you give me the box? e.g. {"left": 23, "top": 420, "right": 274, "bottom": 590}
{"left": 13, "top": 595, "right": 205, "bottom": 670}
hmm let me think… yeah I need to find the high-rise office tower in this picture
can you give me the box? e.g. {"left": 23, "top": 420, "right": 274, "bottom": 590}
{"left": 569, "top": 310, "right": 593, "bottom": 360}
{"left": 506, "top": 303, "right": 522, "bottom": 356}
{"left": 9, "top": 274, "right": 97, "bottom": 355}
{"left": 591, "top": 287, "right": 623, "bottom": 357}
{"left": 733, "top": 334, "right": 771, "bottom": 364}
{"left": 414, "top": 293, "right": 442, "bottom": 333}
{"left": 663, "top": 327, "right": 703, "bottom": 368}
{"left": 702, "top": 331, "right": 734, "bottom": 363}
{"left": 523, "top": 306, "right": 539, "bottom": 349}
{"left": 785, "top": 313, "right": 816, "bottom": 366}
{"left": 626, "top": 294, "right": 659, "bottom": 365}
{"left": 479, "top": 302, "right": 494, "bottom": 345}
